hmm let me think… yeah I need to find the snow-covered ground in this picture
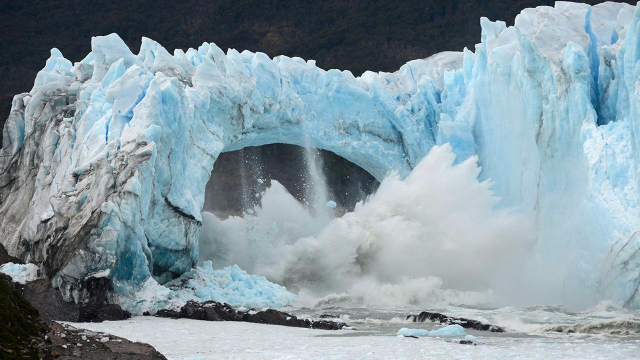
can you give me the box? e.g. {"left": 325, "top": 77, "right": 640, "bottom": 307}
{"left": 69, "top": 316, "right": 640, "bottom": 360}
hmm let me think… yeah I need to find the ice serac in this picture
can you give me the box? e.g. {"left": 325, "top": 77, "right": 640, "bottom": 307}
{"left": 0, "top": 2, "right": 639, "bottom": 310}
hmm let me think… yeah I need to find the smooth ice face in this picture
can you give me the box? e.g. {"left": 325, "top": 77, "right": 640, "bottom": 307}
{"left": 0, "top": 2, "right": 639, "bottom": 310}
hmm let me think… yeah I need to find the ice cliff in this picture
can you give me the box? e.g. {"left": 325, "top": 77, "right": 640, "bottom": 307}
{"left": 0, "top": 1, "right": 638, "bottom": 310}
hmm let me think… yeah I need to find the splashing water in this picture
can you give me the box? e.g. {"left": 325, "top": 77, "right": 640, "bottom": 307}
{"left": 239, "top": 150, "right": 251, "bottom": 211}
{"left": 200, "top": 145, "right": 539, "bottom": 308}
{"left": 302, "top": 136, "right": 333, "bottom": 220}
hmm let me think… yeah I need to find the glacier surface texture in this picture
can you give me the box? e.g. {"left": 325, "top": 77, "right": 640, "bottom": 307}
{"left": 0, "top": 1, "right": 639, "bottom": 310}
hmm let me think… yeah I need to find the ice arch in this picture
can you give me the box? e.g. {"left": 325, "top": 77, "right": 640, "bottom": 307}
{"left": 0, "top": 34, "right": 463, "bottom": 301}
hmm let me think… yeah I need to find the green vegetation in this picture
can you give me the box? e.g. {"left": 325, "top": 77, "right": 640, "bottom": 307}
{"left": 0, "top": 0, "right": 631, "bottom": 141}
{"left": 0, "top": 277, "right": 45, "bottom": 359}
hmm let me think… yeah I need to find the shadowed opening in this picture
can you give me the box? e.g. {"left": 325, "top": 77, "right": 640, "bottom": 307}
{"left": 203, "top": 143, "right": 379, "bottom": 218}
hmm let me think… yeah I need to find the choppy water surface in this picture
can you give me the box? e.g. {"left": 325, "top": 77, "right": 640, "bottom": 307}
{"left": 290, "top": 302, "right": 640, "bottom": 348}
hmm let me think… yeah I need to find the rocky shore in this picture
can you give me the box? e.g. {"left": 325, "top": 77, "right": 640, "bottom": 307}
{"left": 155, "top": 300, "right": 348, "bottom": 330}
{"left": 406, "top": 311, "right": 505, "bottom": 332}
{"left": 0, "top": 274, "right": 165, "bottom": 360}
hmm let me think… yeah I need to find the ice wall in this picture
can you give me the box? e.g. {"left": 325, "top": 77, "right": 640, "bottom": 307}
{"left": 454, "top": 2, "right": 640, "bottom": 308}
{"left": 0, "top": 1, "right": 638, "bottom": 308}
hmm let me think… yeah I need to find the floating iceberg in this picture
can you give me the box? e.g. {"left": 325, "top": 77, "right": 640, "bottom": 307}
{"left": 0, "top": 2, "right": 638, "bottom": 309}
{"left": 397, "top": 324, "right": 466, "bottom": 338}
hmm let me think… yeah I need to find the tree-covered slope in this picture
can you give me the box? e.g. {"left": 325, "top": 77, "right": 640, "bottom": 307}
{"left": 0, "top": 276, "right": 45, "bottom": 359}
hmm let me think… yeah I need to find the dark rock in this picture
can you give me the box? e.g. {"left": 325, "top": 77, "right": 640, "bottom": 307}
{"left": 7, "top": 274, "right": 130, "bottom": 324}
{"left": 310, "top": 318, "right": 345, "bottom": 330}
{"left": 79, "top": 303, "right": 131, "bottom": 322}
{"left": 156, "top": 300, "right": 347, "bottom": 330}
{"left": 242, "top": 308, "right": 310, "bottom": 327}
{"left": 406, "top": 311, "right": 505, "bottom": 333}
{"left": 319, "top": 313, "right": 339, "bottom": 318}
{"left": 84, "top": 275, "right": 113, "bottom": 303}
{"left": 403, "top": 335, "right": 419, "bottom": 339}
{"left": 155, "top": 309, "right": 181, "bottom": 319}
{"left": 143, "top": 311, "right": 151, "bottom": 316}
{"left": 48, "top": 322, "right": 167, "bottom": 359}
{"left": 5, "top": 270, "right": 130, "bottom": 324}
{"left": 459, "top": 340, "right": 475, "bottom": 345}
{"left": 242, "top": 307, "right": 345, "bottom": 330}
{"left": 17, "top": 278, "right": 80, "bottom": 323}
{"left": 0, "top": 243, "right": 20, "bottom": 266}
{"left": 1, "top": 276, "right": 165, "bottom": 359}
{"left": 77, "top": 274, "right": 130, "bottom": 322}
{"left": 179, "top": 300, "right": 242, "bottom": 321}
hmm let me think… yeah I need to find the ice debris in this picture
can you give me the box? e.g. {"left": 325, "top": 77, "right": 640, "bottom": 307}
{"left": 114, "top": 261, "right": 297, "bottom": 314}
{"left": 397, "top": 325, "right": 466, "bottom": 338}
{"left": 0, "top": 263, "right": 40, "bottom": 284}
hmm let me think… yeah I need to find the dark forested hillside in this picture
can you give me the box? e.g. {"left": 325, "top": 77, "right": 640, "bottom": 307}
{"left": 0, "top": 0, "right": 632, "bottom": 136}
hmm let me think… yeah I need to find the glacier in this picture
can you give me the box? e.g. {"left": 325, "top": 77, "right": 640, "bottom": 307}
{"left": 0, "top": 1, "right": 639, "bottom": 311}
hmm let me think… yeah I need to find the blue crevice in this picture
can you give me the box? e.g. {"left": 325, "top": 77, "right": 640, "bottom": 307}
{"left": 585, "top": 9, "right": 604, "bottom": 125}
{"left": 105, "top": 116, "right": 111, "bottom": 144}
